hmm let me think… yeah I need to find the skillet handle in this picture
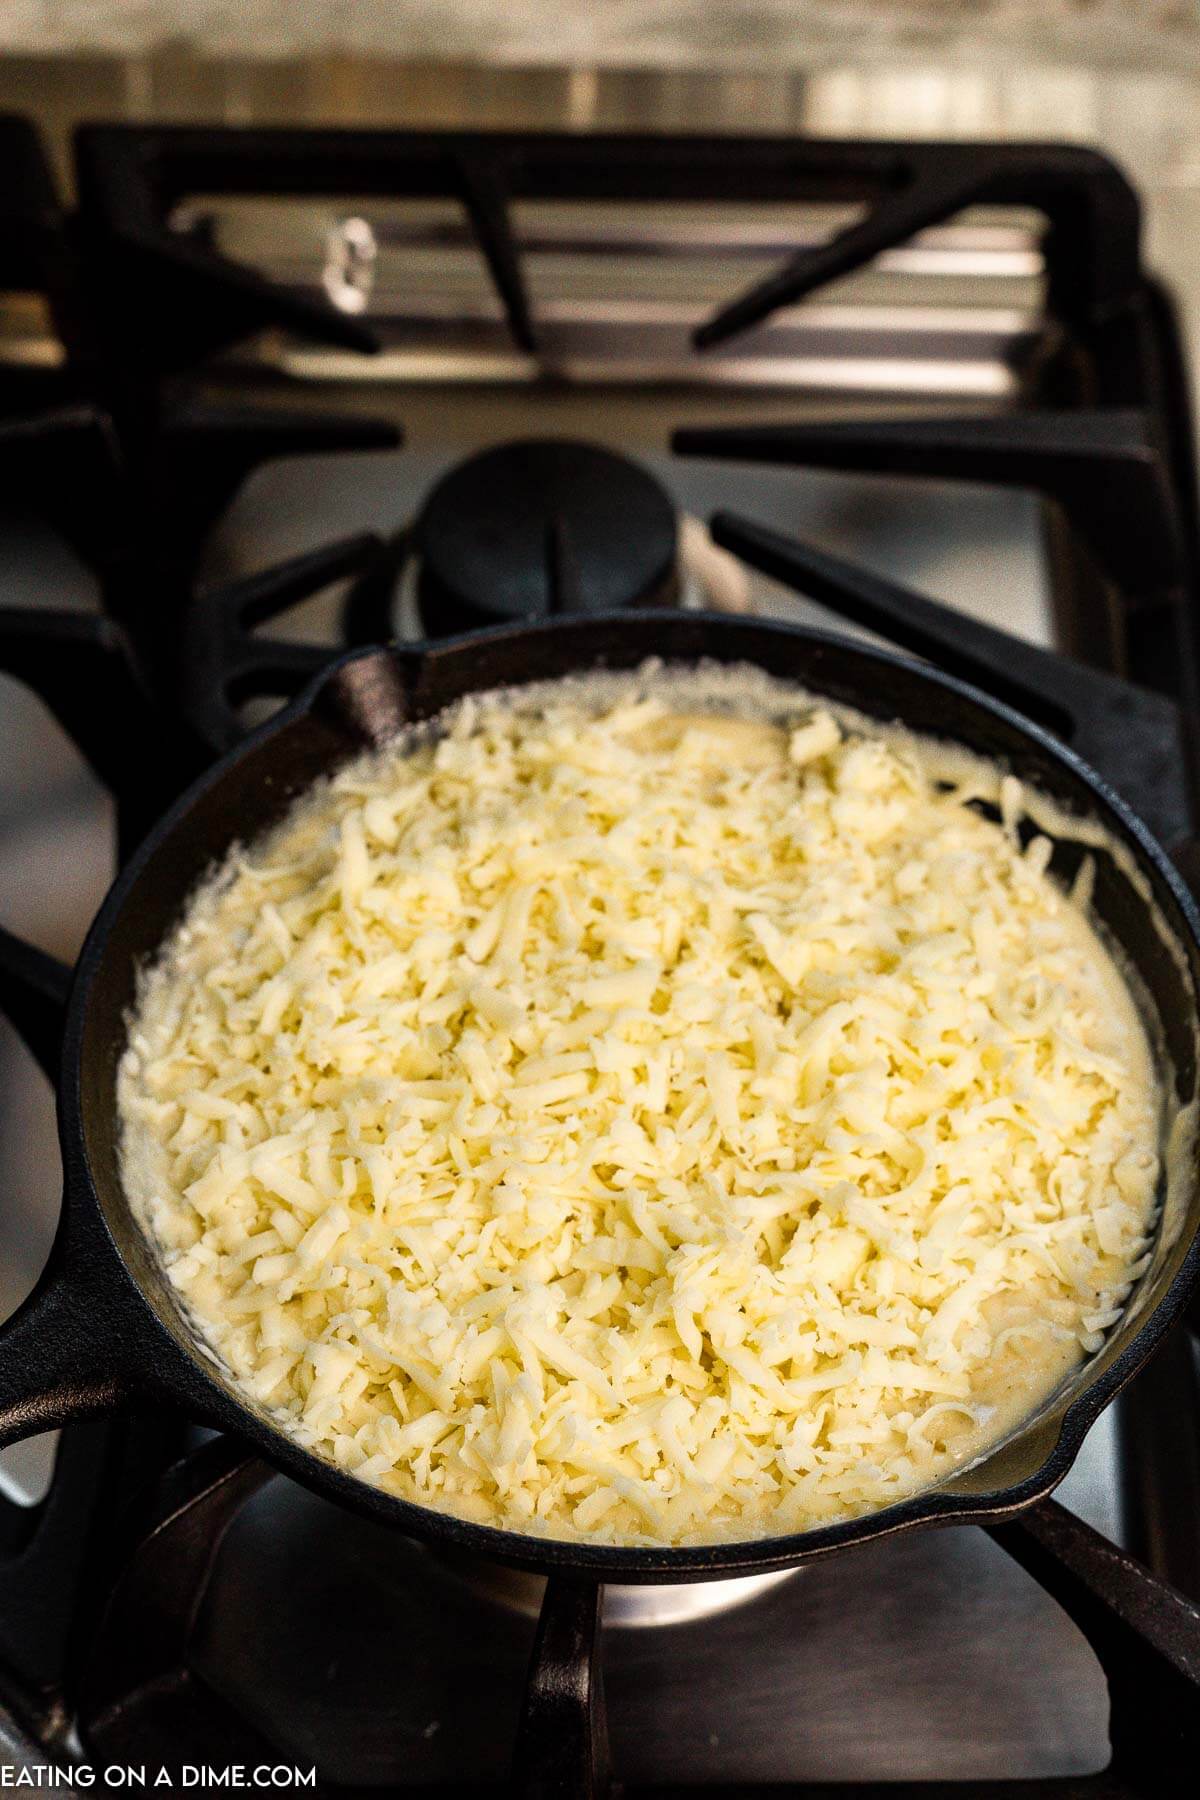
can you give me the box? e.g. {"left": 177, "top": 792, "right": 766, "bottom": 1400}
{"left": 0, "top": 1228, "right": 134, "bottom": 1446}
{"left": 0, "top": 925, "right": 146, "bottom": 1446}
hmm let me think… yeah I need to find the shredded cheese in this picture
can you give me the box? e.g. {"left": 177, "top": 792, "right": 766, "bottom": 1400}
{"left": 117, "top": 666, "right": 1162, "bottom": 1546}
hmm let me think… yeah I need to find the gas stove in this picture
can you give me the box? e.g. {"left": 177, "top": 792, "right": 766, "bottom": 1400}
{"left": 0, "top": 113, "right": 1198, "bottom": 1796}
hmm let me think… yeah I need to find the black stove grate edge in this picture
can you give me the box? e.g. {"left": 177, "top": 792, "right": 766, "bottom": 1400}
{"left": 71, "top": 126, "right": 1141, "bottom": 350}
{"left": 0, "top": 116, "right": 401, "bottom": 577}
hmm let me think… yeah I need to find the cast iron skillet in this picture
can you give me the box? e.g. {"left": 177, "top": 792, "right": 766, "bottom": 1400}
{"left": 0, "top": 610, "right": 1198, "bottom": 1584}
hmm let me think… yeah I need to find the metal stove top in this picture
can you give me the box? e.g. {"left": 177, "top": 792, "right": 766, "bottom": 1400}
{"left": 0, "top": 114, "right": 1196, "bottom": 1796}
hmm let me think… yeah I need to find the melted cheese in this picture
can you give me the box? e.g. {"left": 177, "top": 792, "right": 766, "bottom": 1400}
{"left": 117, "top": 668, "right": 1162, "bottom": 1545}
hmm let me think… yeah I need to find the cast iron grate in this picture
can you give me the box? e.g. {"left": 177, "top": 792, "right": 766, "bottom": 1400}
{"left": 0, "top": 112, "right": 401, "bottom": 591}
{"left": 0, "top": 114, "right": 1196, "bottom": 1796}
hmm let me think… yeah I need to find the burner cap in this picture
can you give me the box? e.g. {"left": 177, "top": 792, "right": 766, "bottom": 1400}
{"left": 416, "top": 438, "right": 679, "bottom": 633}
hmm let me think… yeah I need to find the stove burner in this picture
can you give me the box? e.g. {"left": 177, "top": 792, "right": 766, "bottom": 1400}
{"left": 415, "top": 438, "right": 679, "bottom": 634}
{"left": 434, "top": 1549, "right": 800, "bottom": 1627}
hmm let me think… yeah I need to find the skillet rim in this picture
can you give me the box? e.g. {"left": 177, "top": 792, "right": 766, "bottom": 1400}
{"left": 59, "top": 611, "right": 1200, "bottom": 1580}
